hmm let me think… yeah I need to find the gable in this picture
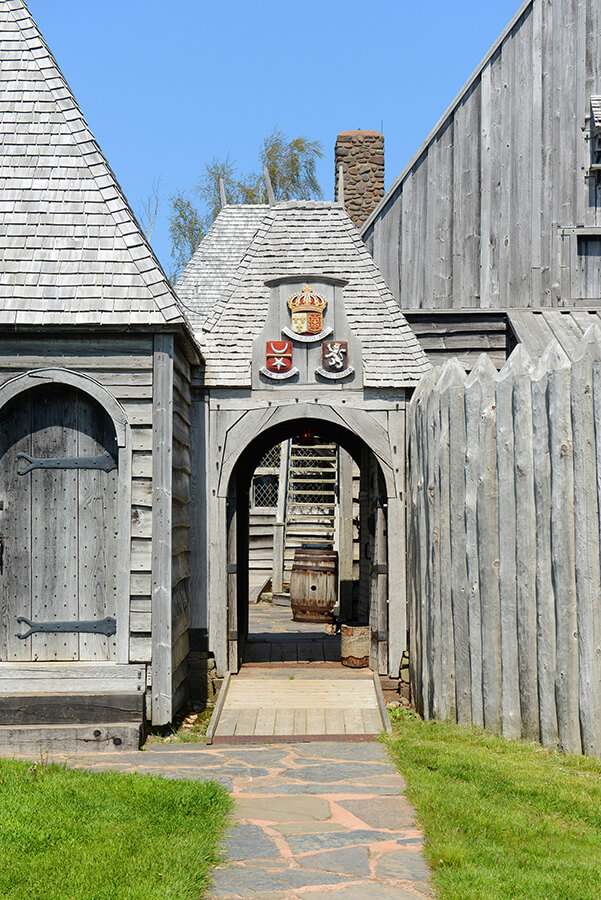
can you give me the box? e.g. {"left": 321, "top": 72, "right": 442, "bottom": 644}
{"left": 197, "top": 202, "right": 430, "bottom": 388}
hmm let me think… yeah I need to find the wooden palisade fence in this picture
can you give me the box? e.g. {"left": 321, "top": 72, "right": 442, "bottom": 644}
{"left": 407, "top": 327, "right": 601, "bottom": 757}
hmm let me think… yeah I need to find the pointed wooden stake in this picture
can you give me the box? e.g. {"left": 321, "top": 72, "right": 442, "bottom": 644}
{"left": 263, "top": 167, "right": 275, "bottom": 205}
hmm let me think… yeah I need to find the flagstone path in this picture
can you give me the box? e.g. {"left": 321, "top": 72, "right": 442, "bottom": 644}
{"left": 34, "top": 739, "right": 433, "bottom": 899}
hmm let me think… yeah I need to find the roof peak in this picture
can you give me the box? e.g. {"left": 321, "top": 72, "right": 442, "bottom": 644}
{"left": 178, "top": 199, "right": 430, "bottom": 387}
{"left": 0, "top": 0, "right": 191, "bottom": 329}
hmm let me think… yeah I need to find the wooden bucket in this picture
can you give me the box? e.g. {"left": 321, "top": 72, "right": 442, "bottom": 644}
{"left": 340, "top": 623, "right": 370, "bottom": 668}
{"left": 290, "top": 548, "right": 338, "bottom": 623}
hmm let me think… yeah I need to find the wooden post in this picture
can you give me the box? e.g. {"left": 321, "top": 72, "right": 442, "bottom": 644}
{"left": 151, "top": 334, "right": 174, "bottom": 726}
{"left": 271, "top": 439, "right": 289, "bottom": 594}
{"left": 436, "top": 362, "right": 457, "bottom": 721}
{"left": 547, "top": 340, "right": 581, "bottom": 755}
{"left": 445, "top": 360, "right": 471, "bottom": 725}
{"left": 464, "top": 362, "right": 484, "bottom": 727}
{"left": 414, "top": 369, "right": 439, "bottom": 718}
{"left": 496, "top": 350, "right": 521, "bottom": 739}
{"left": 512, "top": 348, "right": 540, "bottom": 742}
{"left": 571, "top": 346, "right": 601, "bottom": 756}
{"left": 227, "top": 492, "right": 239, "bottom": 674}
{"left": 189, "top": 392, "right": 208, "bottom": 631}
{"left": 406, "top": 395, "right": 420, "bottom": 708}
{"left": 338, "top": 448, "right": 354, "bottom": 623}
{"left": 474, "top": 354, "right": 502, "bottom": 733}
{"left": 531, "top": 351, "right": 559, "bottom": 749}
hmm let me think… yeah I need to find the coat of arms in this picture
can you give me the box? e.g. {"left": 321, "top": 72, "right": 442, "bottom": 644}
{"left": 322, "top": 340, "right": 349, "bottom": 373}
{"left": 265, "top": 340, "right": 293, "bottom": 374}
{"left": 287, "top": 285, "right": 327, "bottom": 336}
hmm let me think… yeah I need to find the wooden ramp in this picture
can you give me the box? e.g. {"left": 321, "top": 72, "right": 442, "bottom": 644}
{"left": 207, "top": 668, "right": 390, "bottom": 744}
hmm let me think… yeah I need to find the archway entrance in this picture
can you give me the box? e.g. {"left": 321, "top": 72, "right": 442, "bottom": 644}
{"left": 226, "top": 418, "right": 391, "bottom": 674}
{"left": 246, "top": 434, "right": 346, "bottom": 667}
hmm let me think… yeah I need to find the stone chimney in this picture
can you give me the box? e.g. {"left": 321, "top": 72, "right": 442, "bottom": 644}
{"left": 335, "top": 130, "right": 384, "bottom": 229}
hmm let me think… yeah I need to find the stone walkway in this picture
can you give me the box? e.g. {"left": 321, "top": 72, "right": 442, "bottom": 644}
{"left": 39, "top": 739, "right": 433, "bottom": 899}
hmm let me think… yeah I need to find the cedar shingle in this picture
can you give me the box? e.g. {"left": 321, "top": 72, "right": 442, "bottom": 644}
{"left": 0, "top": 0, "right": 190, "bottom": 329}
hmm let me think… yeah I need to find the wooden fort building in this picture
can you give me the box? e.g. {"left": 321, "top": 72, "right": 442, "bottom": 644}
{"left": 1, "top": 0, "right": 601, "bottom": 754}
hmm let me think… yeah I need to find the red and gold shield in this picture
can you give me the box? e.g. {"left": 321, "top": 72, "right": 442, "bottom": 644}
{"left": 307, "top": 311, "right": 323, "bottom": 334}
{"left": 266, "top": 341, "right": 293, "bottom": 374}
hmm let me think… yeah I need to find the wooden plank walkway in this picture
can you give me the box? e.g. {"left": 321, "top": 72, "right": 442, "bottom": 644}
{"left": 211, "top": 668, "right": 387, "bottom": 743}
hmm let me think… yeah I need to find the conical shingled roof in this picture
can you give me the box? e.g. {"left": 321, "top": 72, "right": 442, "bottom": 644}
{"left": 0, "top": 0, "right": 186, "bottom": 327}
{"left": 182, "top": 201, "right": 430, "bottom": 388}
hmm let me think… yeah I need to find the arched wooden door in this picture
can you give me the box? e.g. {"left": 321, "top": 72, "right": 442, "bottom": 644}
{"left": 0, "top": 383, "right": 119, "bottom": 662}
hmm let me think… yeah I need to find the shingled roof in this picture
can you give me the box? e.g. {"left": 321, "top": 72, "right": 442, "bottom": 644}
{"left": 0, "top": 0, "right": 186, "bottom": 327}
{"left": 176, "top": 205, "right": 267, "bottom": 332}
{"left": 180, "top": 201, "right": 430, "bottom": 388}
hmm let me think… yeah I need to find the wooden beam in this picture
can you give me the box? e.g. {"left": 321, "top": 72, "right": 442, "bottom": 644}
{"left": 151, "top": 335, "right": 174, "bottom": 725}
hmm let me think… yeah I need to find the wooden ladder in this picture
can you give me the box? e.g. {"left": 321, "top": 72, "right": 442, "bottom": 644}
{"left": 282, "top": 442, "right": 338, "bottom": 582}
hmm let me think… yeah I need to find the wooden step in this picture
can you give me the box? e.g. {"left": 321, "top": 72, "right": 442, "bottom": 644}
{"left": 0, "top": 722, "right": 143, "bottom": 754}
{"left": 0, "top": 692, "right": 144, "bottom": 726}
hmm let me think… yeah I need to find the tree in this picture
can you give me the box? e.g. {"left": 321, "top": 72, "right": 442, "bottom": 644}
{"left": 138, "top": 177, "right": 162, "bottom": 242}
{"left": 168, "top": 128, "right": 324, "bottom": 280}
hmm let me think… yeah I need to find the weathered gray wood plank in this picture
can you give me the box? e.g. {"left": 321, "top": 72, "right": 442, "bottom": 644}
{"left": 547, "top": 347, "right": 581, "bottom": 754}
{"left": 151, "top": 335, "right": 174, "bottom": 725}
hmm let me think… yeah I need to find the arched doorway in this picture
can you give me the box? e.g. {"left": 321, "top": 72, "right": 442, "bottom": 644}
{"left": 0, "top": 370, "right": 131, "bottom": 663}
{"left": 224, "top": 416, "right": 395, "bottom": 675}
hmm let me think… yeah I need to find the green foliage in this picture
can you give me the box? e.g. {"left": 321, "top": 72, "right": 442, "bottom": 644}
{"left": 385, "top": 711, "right": 601, "bottom": 899}
{"left": 168, "top": 127, "right": 324, "bottom": 280}
{"left": 259, "top": 129, "right": 323, "bottom": 202}
{"left": 168, "top": 191, "right": 207, "bottom": 283}
{"left": 0, "top": 757, "right": 232, "bottom": 899}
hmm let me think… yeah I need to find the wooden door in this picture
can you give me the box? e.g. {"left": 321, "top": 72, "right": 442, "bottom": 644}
{"left": 0, "top": 384, "right": 119, "bottom": 662}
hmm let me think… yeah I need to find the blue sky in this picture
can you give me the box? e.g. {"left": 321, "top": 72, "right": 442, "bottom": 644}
{"left": 27, "top": 0, "right": 524, "bottom": 274}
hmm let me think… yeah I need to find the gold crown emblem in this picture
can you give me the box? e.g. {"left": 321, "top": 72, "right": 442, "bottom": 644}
{"left": 287, "top": 285, "right": 327, "bottom": 314}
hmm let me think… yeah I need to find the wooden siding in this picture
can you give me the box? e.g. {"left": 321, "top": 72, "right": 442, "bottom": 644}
{"left": 405, "top": 312, "right": 510, "bottom": 369}
{"left": 363, "top": 0, "right": 601, "bottom": 309}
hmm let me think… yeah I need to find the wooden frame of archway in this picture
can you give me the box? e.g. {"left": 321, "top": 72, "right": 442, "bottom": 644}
{"left": 0, "top": 368, "right": 132, "bottom": 663}
{"left": 209, "top": 401, "right": 406, "bottom": 679}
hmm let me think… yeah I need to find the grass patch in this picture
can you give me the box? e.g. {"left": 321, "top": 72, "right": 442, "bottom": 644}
{"left": 385, "top": 710, "right": 601, "bottom": 900}
{"left": 0, "top": 757, "right": 232, "bottom": 899}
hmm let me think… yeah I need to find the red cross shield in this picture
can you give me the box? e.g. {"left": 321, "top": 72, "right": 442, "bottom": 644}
{"left": 266, "top": 341, "right": 293, "bottom": 374}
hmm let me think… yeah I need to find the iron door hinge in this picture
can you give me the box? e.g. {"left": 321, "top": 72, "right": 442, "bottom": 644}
{"left": 16, "top": 450, "right": 116, "bottom": 475}
{"left": 16, "top": 616, "right": 117, "bottom": 640}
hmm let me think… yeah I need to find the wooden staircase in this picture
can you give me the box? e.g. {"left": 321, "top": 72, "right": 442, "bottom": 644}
{"left": 248, "top": 508, "right": 276, "bottom": 600}
{"left": 282, "top": 442, "right": 338, "bottom": 581}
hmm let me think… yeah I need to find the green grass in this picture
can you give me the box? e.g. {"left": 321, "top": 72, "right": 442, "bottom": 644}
{"left": 0, "top": 757, "right": 232, "bottom": 899}
{"left": 385, "top": 710, "right": 601, "bottom": 900}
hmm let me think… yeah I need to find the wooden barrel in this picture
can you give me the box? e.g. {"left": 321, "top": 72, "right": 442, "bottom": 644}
{"left": 341, "top": 623, "right": 370, "bottom": 668}
{"left": 290, "top": 548, "right": 338, "bottom": 623}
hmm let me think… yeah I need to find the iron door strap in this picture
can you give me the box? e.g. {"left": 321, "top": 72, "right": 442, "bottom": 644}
{"left": 16, "top": 616, "right": 117, "bottom": 639}
{"left": 16, "top": 450, "right": 117, "bottom": 476}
